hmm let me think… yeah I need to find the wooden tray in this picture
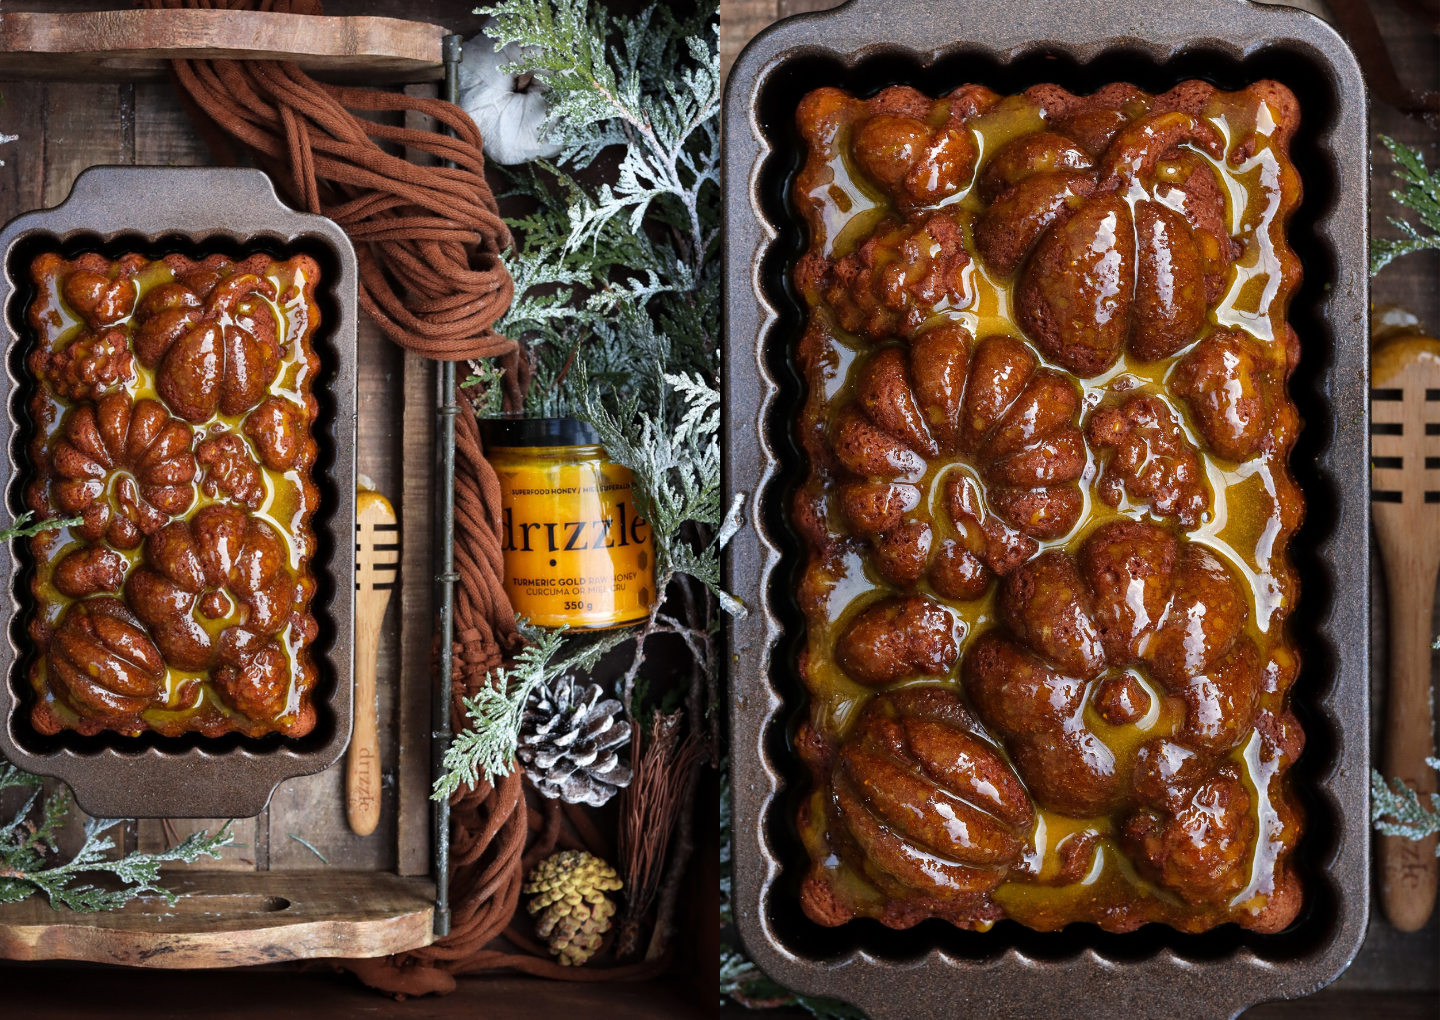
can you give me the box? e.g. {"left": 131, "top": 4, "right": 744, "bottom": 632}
{"left": 0, "top": 2, "right": 447, "bottom": 967}
{"left": 0, "top": 872, "right": 434, "bottom": 967}
{"left": 0, "top": 6, "right": 715, "bottom": 1014}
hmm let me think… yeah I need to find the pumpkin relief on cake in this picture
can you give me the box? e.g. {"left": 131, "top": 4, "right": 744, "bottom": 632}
{"left": 23, "top": 250, "right": 322, "bottom": 739}
{"left": 790, "top": 80, "right": 1306, "bottom": 934}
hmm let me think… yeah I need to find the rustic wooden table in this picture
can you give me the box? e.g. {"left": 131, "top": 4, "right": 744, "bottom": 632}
{"left": 719, "top": 1, "right": 1440, "bottom": 1017}
{"left": 0, "top": 0, "right": 1433, "bottom": 1014}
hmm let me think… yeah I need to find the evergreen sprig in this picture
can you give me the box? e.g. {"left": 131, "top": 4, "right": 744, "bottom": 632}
{"left": 0, "top": 764, "right": 233, "bottom": 911}
{"left": 575, "top": 349, "right": 742, "bottom": 617}
{"left": 0, "top": 511, "right": 82, "bottom": 543}
{"left": 470, "top": 0, "right": 721, "bottom": 428}
{"left": 475, "top": 0, "right": 720, "bottom": 263}
{"left": 1372, "top": 760, "right": 1440, "bottom": 852}
{"left": 1372, "top": 135, "right": 1440, "bottom": 275}
{"left": 433, "top": 623, "right": 629, "bottom": 797}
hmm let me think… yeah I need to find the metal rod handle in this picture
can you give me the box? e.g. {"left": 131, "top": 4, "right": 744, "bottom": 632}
{"left": 430, "top": 30, "right": 465, "bottom": 941}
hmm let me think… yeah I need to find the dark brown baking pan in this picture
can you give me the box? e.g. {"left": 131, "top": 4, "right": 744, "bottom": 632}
{"left": 0, "top": 166, "right": 357, "bottom": 819}
{"left": 722, "top": 0, "right": 1370, "bottom": 1016}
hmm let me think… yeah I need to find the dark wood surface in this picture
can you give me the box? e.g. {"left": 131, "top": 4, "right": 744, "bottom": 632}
{"left": 0, "top": 967, "right": 711, "bottom": 1018}
{"left": 0, "top": 0, "right": 1432, "bottom": 1013}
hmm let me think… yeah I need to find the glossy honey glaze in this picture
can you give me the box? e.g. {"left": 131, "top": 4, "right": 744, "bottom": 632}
{"left": 790, "top": 81, "right": 1306, "bottom": 934}
{"left": 24, "top": 251, "right": 322, "bottom": 739}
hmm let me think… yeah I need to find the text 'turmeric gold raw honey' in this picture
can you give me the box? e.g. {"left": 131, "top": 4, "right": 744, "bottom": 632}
{"left": 481, "top": 417, "right": 654, "bottom": 629}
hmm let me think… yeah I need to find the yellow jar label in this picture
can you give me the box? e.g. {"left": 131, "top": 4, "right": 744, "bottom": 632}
{"left": 496, "top": 455, "right": 654, "bottom": 629}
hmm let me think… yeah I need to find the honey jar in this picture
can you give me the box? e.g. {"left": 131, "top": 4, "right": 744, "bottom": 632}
{"left": 481, "top": 417, "right": 655, "bottom": 629}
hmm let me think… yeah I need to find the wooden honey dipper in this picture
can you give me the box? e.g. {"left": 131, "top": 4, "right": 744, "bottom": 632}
{"left": 1370, "top": 306, "right": 1440, "bottom": 931}
{"left": 348, "top": 485, "right": 399, "bottom": 836}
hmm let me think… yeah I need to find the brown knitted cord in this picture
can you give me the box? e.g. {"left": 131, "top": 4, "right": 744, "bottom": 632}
{"left": 138, "top": 0, "right": 651, "bottom": 995}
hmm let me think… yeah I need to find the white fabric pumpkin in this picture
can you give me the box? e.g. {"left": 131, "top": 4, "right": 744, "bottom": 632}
{"left": 459, "top": 22, "right": 563, "bottom": 166}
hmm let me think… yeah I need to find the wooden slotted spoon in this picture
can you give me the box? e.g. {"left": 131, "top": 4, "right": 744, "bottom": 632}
{"left": 1370, "top": 317, "right": 1440, "bottom": 931}
{"left": 347, "top": 487, "right": 399, "bottom": 837}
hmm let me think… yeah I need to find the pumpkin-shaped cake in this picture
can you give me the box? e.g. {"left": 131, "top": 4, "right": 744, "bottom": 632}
{"left": 42, "top": 393, "right": 197, "bottom": 550}
{"left": 25, "top": 251, "right": 322, "bottom": 739}
{"left": 806, "top": 686, "right": 1032, "bottom": 929}
{"left": 133, "top": 270, "right": 283, "bottom": 422}
{"left": 44, "top": 597, "right": 170, "bottom": 723}
{"left": 790, "top": 79, "right": 1306, "bottom": 936}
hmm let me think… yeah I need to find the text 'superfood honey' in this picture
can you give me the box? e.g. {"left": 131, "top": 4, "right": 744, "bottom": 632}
{"left": 482, "top": 417, "right": 653, "bottom": 629}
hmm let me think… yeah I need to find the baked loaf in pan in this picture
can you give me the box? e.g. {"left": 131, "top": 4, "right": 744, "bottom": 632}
{"left": 24, "top": 251, "right": 322, "bottom": 739}
{"left": 791, "top": 80, "right": 1306, "bottom": 934}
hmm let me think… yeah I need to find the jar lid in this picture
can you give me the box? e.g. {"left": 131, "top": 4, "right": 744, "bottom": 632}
{"left": 478, "top": 415, "right": 601, "bottom": 448}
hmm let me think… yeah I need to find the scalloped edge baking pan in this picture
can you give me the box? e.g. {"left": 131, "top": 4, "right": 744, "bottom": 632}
{"left": 0, "top": 166, "right": 357, "bottom": 819}
{"left": 722, "top": 1, "right": 1370, "bottom": 1016}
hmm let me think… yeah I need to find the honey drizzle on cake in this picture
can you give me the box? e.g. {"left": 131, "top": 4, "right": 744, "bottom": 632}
{"left": 25, "top": 254, "right": 320, "bottom": 737}
{"left": 791, "top": 81, "right": 1305, "bottom": 934}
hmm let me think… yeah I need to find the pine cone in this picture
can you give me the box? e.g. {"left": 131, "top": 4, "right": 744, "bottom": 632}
{"left": 519, "top": 675, "right": 633, "bottom": 806}
{"left": 524, "top": 850, "right": 624, "bottom": 966}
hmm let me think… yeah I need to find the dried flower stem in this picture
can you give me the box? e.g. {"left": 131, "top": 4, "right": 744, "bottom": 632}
{"left": 641, "top": 570, "right": 712, "bottom": 960}
{"left": 615, "top": 709, "right": 702, "bottom": 958}
{"left": 644, "top": 741, "right": 703, "bottom": 961}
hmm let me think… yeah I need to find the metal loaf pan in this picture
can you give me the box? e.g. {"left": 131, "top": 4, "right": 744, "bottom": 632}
{"left": 722, "top": 1, "right": 1370, "bottom": 1016}
{"left": 0, "top": 166, "right": 357, "bottom": 819}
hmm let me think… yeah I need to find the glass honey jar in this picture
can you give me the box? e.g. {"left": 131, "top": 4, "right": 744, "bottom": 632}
{"left": 481, "top": 417, "right": 655, "bottom": 629}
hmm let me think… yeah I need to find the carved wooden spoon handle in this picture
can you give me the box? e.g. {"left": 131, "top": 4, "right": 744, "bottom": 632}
{"left": 1378, "top": 545, "right": 1439, "bottom": 930}
{"left": 347, "top": 489, "right": 398, "bottom": 837}
{"left": 347, "top": 595, "right": 386, "bottom": 836}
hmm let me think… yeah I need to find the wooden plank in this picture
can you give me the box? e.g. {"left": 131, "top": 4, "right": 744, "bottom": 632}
{"left": 0, "top": 9, "right": 443, "bottom": 84}
{"left": 720, "top": 1, "right": 846, "bottom": 80}
{"left": 719, "top": 0, "right": 776, "bottom": 82}
{"left": 0, "top": 872, "right": 434, "bottom": 967}
{"left": 397, "top": 350, "right": 435, "bottom": 877}
{"left": 133, "top": 81, "right": 212, "bottom": 167}
{"left": 136, "top": 818, "right": 257, "bottom": 872}
{"left": 777, "top": 0, "right": 846, "bottom": 15}
{"left": 41, "top": 83, "right": 127, "bottom": 208}
{"left": 266, "top": 311, "right": 402, "bottom": 871}
{"left": 396, "top": 82, "right": 439, "bottom": 878}
{"left": 0, "top": 82, "right": 46, "bottom": 218}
